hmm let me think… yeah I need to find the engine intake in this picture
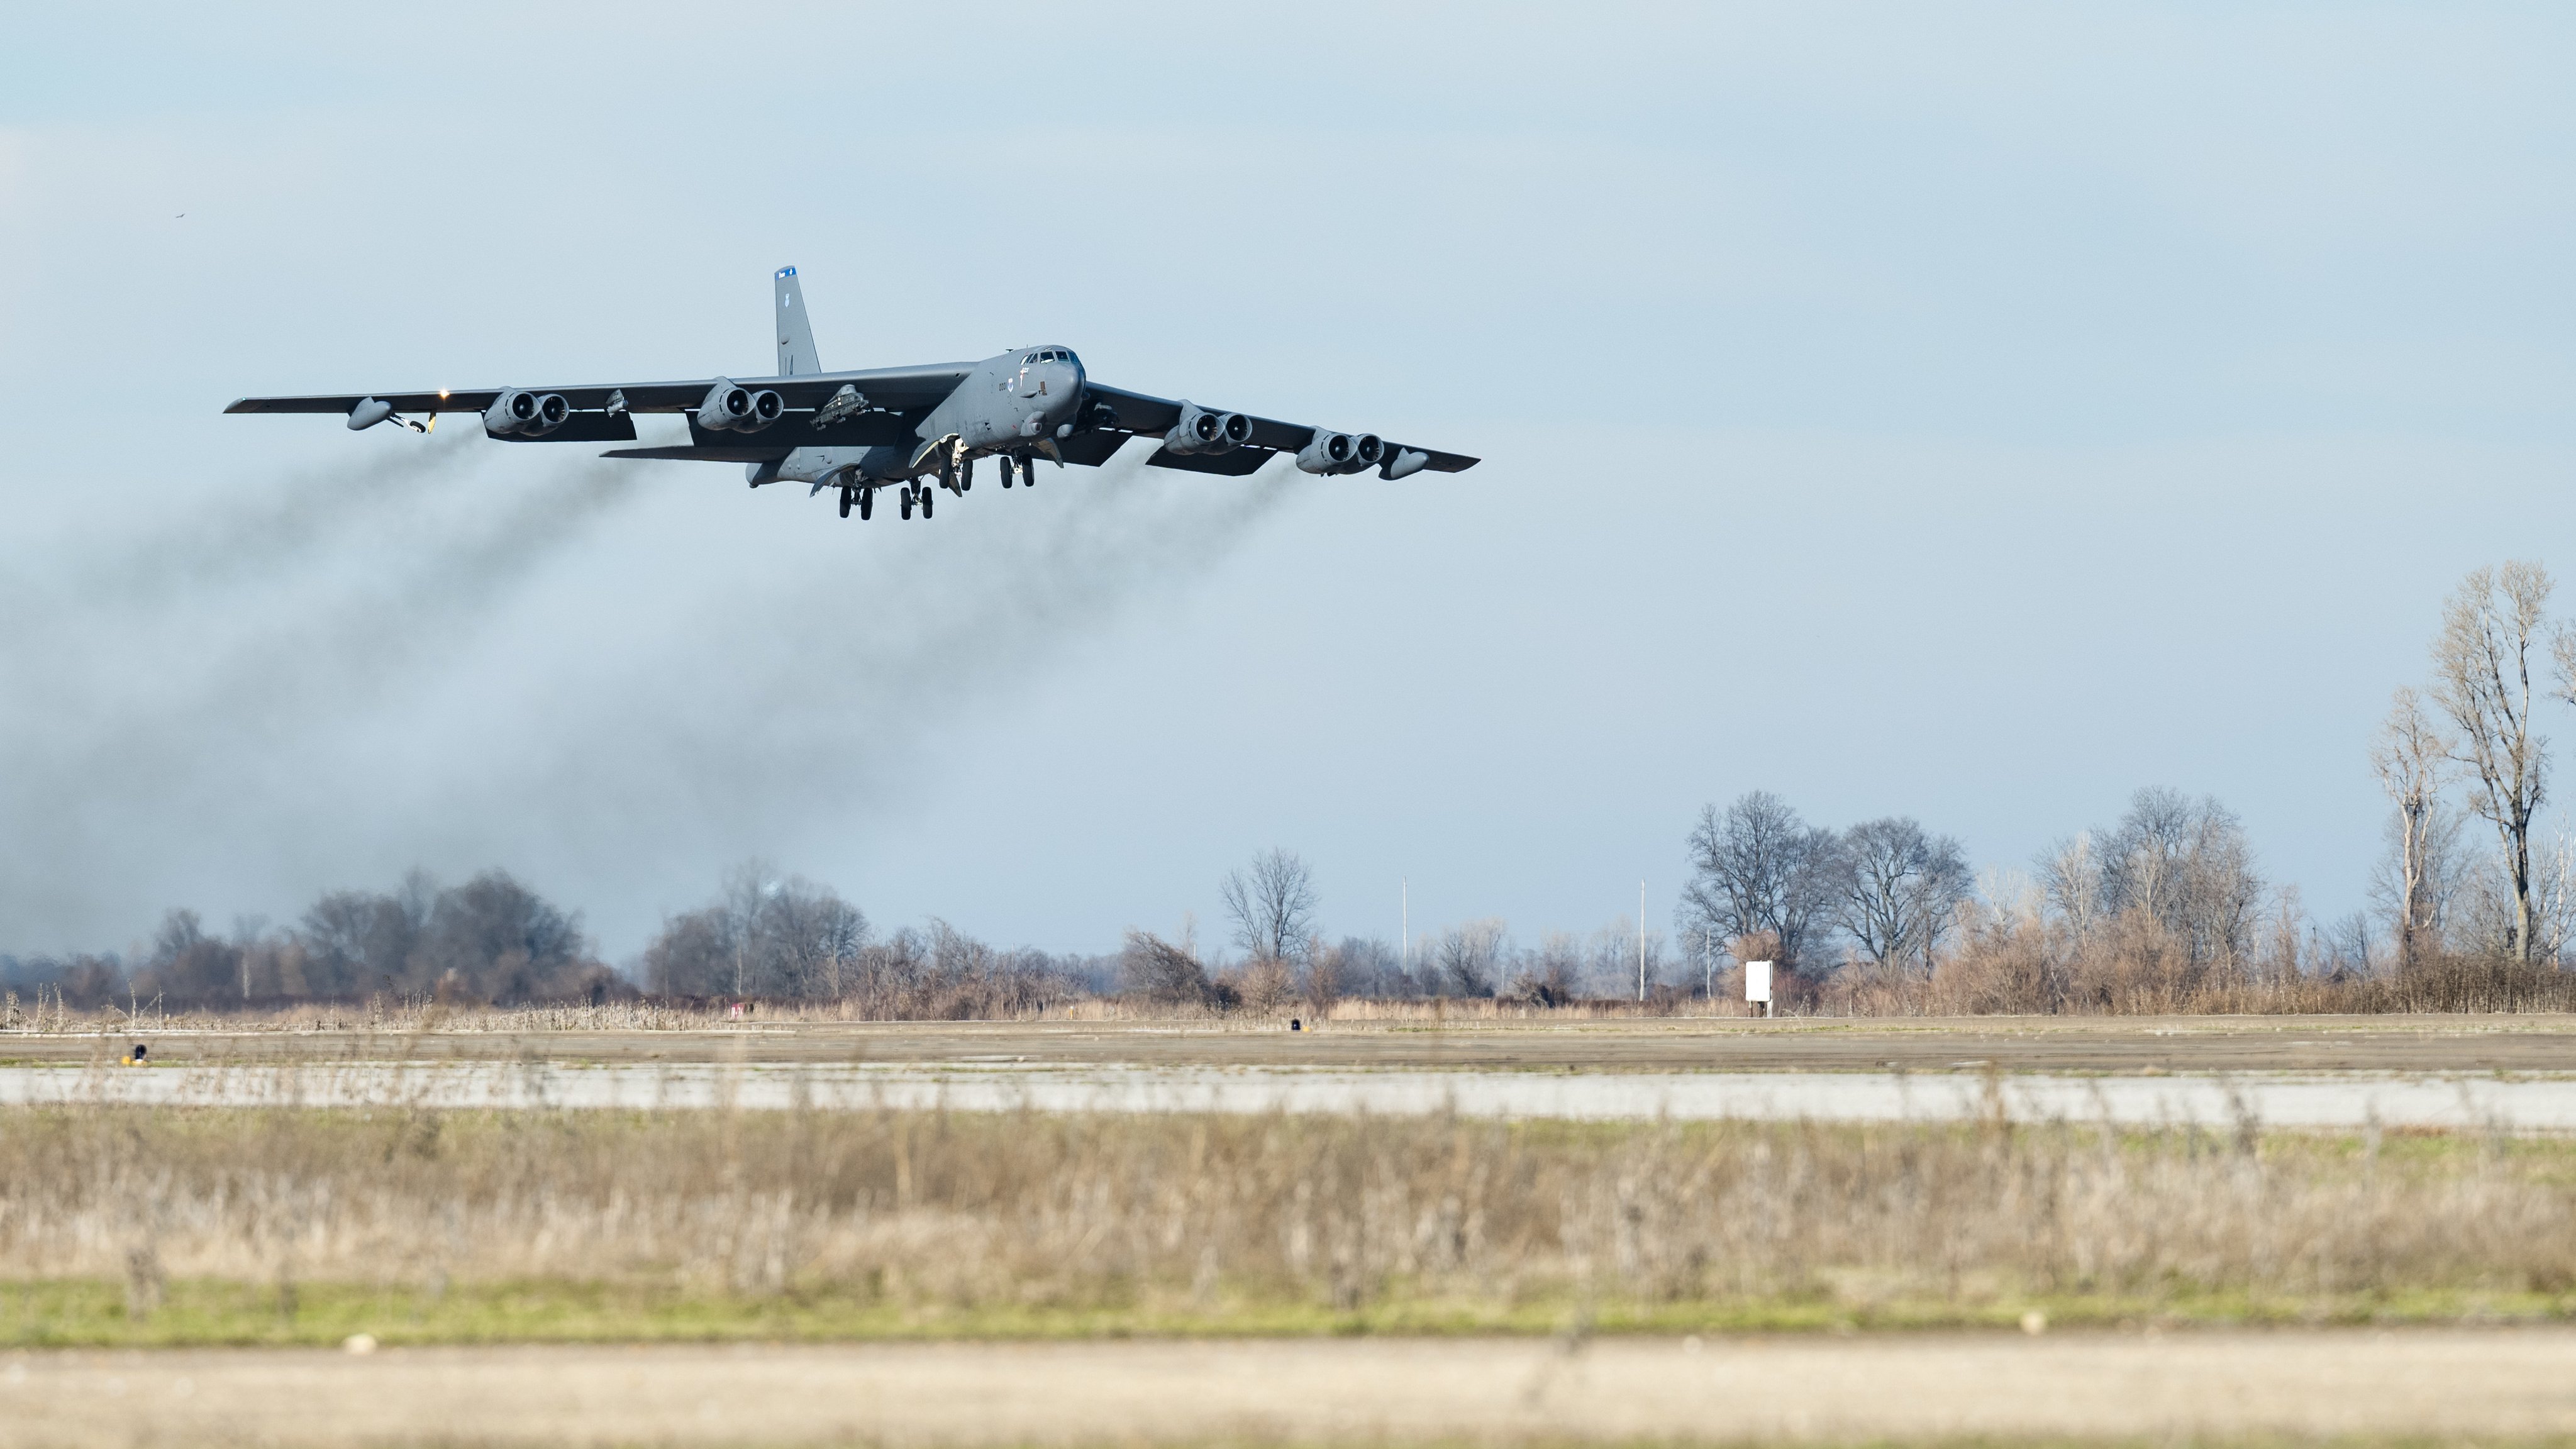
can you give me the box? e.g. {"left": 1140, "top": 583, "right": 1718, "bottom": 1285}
{"left": 483, "top": 389, "right": 569, "bottom": 436}
{"left": 1165, "top": 401, "right": 1253, "bottom": 455}
{"left": 697, "top": 380, "right": 785, "bottom": 433}
{"left": 1296, "top": 431, "right": 1354, "bottom": 474}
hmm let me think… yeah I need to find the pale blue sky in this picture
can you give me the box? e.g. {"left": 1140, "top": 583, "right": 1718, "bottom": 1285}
{"left": 3, "top": 4, "right": 2572, "bottom": 963}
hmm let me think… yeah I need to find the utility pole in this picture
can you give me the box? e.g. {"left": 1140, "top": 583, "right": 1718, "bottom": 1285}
{"left": 1704, "top": 927, "right": 1714, "bottom": 1006}
{"left": 1637, "top": 880, "right": 1646, "bottom": 1002}
{"left": 1401, "top": 878, "right": 1408, "bottom": 977}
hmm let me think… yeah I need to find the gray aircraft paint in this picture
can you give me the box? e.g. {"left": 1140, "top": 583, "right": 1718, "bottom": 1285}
{"left": 774, "top": 267, "right": 820, "bottom": 378}
{"left": 226, "top": 268, "right": 1477, "bottom": 514}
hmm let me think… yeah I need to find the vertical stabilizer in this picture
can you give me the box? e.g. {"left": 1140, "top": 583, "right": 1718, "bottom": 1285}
{"left": 774, "top": 266, "right": 820, "bottom": 376}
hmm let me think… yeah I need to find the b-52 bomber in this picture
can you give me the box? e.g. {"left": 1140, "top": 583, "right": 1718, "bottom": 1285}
{"left": 227, "top": 266, "right": 1479, "bottom": 520}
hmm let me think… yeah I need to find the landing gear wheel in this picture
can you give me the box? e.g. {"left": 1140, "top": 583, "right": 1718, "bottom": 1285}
{"left": 837, "top": 486, "right": 852, "bottom": 519}
{"left": 1000, "top": 456, "right": 1014, "bottom": 489}
{"left": 858, "top": 488, "right": 873, "bottom": 521}
{"left": 921, "top": 487, "right": 934, "bottom": 518}
{"left": 901, "top": 487, "right": 914, "bottom": 521}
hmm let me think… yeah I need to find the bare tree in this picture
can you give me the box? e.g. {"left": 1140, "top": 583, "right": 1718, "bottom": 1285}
{"left": 2046, "top": 789, "right": 2263, "bottom": 974}
{"left": 1834, "top": 818, "right": 1972, "bottom": 974}
{"left": 295, "top": 869, "right": 438, "bottom": 997}
{"left": 1219, "top": 848, "right": 1319, "bottom": 963}
{"left": 2037, "top": 834, "right": 2102, "bottom": 935}
{"left": 2368, "top": 799, "right": 2465, "bottom": 962}
{"left": 1503, "top": 933, "right": 1581, "bottom": 1006}
{"left": 2369, "top": 686, "right": 2453, "bottom": 970}
{"left": 2096, "top": 788, "right": 2264, "bottom": 969}
{"left": 1433, "top": 919, "right": 1508, "bottom": 997}
{"left": 1677, "top": 792, "right": 1841, "bottom": 970}
{"left": 1299, "top": 948, "right": 1343, "bottom": 1016}
{"left": 644, "top": 865, "right": 869, "bottom": 1000}
{"left": 2431, "top": 562, "right": 2553, "bottom": 958}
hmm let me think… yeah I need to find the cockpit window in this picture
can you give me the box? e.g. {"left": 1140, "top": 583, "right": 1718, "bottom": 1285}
{"left": 1022, "top": 353, "right": 1036, "bottom": 365}
{"left": 1041, "top": 350, "right": 1057, "bottom": 362}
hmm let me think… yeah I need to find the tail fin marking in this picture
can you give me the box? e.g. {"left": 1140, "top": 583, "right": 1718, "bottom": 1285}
{"left": 774, "top": 265, "right": 821, "bottom": 377}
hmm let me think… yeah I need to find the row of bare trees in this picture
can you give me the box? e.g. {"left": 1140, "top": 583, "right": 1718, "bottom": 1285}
{"left": 639, "top": 862, "right": 1086, "bottom": 1018}
{"left": 1114, "top": 847, "right": 1697, "bottom": 1009}
{"left": 1676, "top": 793, "right": 1974, "bottom": 979}
{"left": 2373, "top": 561, "right": 2576, "bottom": 966}
{"left": 4, "top": 870, "right": 623, "bottom": 1009}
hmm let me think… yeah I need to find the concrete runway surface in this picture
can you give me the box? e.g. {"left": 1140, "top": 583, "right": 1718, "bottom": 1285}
{"left": 8, "top": 1330, "right": 2576, "bottom": 1446}
{"left": 6, "top": 1060, "right": 2575, "bottom": 1129}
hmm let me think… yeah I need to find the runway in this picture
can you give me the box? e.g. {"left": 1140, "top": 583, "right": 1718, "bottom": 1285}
{"left": 5, "top": 1013, "right": 2574, "bottom": 1072}
{"left": 6, "top": 1059, "right": 2572, "bottom": 1129}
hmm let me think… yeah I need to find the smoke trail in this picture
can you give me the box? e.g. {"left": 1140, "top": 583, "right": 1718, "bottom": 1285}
{"left": 0, "top": 443, "right": 642, "bottom": 947}
{"left": 10, "top": 428, "right": 485, "bottom": 613}
{"left": 425, "top": 447, "right": 1301, "bottom": 901}
{"left": 0, "top": 425, "right": 1302, "bottom": 954}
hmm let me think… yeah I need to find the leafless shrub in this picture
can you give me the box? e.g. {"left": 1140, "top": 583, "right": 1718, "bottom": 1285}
{"left": 1119, "top": 930, "right": 1236, "bottom": 1011}
{"left": 1223, "top": 955, "right": 1296, "bottom": 1014}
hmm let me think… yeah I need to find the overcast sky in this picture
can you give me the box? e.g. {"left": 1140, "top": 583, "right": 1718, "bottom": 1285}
{"left": 4, "top": 4, "right": 2573, "bottom": 965}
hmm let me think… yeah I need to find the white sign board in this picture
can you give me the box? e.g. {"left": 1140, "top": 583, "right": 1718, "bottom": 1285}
{"left": 1743, "top": 960, "right": 1773, "bottom": 1004}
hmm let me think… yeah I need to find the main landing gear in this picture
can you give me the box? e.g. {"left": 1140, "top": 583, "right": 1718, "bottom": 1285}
{"left": 999, "top": 455, "right": 1015, "bottom": 489}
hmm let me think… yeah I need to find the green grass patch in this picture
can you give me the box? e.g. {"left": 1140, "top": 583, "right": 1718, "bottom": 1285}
{"left": 10, "top": 1277, "right": 2575, "bottom": 1349}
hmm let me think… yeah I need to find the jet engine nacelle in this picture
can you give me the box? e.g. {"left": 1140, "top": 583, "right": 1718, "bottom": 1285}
{"left": 1165, "top": 401, "right": 1253, "bottom": 455}
{"left": 1296, "top": 431, "right": 1352, "bottom": 474}
{"left": 697, "top": 379, "right": 784, "bottom": 433}
{"left": 484, "top": 389, "right": 569, "bottom": 436}
{"left": 1296, "top": 430, "right": 1386, "bottom": 475}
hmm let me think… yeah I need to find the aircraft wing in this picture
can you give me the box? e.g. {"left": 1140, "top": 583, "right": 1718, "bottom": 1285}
{"left": 1082, "top": 382, "right": 1479, "bottom": 476}
{"left": 223, "top": 364, "right": 980, "bottom": 419}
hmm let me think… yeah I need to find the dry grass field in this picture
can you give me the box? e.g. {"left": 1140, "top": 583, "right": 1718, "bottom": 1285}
{"left": 8, "top": 1015, "right": 2573, "bottom": 1445}
{"left": 6, "top": 1101, "right": 2575, "bottom": 1347}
